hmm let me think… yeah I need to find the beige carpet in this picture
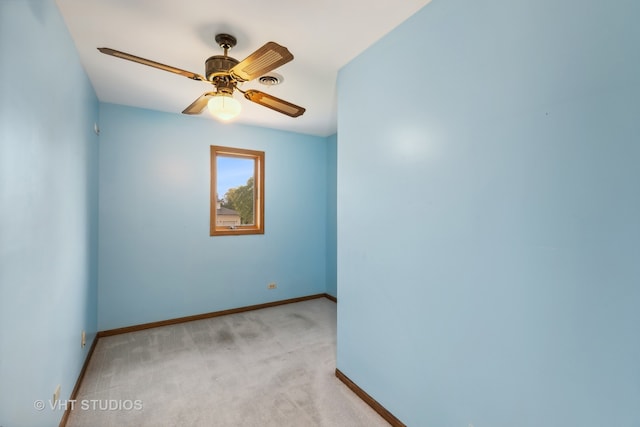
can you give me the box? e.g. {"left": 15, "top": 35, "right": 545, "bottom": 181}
{"left": 67, "top": 298, "right": 389, "bottom": 426}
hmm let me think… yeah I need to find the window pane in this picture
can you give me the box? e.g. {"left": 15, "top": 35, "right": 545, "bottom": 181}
{"left": 216, "top": 156, "right": 255, "bottom": 226}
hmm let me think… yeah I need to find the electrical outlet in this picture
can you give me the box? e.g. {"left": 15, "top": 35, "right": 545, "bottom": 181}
{"left": 81, "top": 330, "right": 86, "bottom": 348}
{"left": 267, "top": 282, "right": 277, "bottom": 289}
{"left": 53, "top": 385, "right": 61, "bottom": 405}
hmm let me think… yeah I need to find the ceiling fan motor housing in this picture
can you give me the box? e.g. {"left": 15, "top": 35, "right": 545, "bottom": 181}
{"left": 205, "top": 55, "right": 239, "bottom": 81}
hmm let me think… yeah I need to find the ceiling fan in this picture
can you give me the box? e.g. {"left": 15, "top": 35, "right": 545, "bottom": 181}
{"left": 98, "top": 33, "right": 305, "bottom": 120}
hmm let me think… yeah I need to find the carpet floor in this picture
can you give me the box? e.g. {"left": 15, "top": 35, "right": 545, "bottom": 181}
{"left": 67, "top": 298, "right": 389, "bottom": 426}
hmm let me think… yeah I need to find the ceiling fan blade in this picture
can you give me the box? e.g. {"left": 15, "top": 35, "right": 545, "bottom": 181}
{"left": 229, "top": 42, "right": 294, "bottom": 82}
{"left": 243, "top": 90, "right": 305, "bottom": 118}
{"left": 182, "top": 92, "right": 215, "bottom": 114}
{"left": 98, "top": 48, "right": 206, "bottom": 81}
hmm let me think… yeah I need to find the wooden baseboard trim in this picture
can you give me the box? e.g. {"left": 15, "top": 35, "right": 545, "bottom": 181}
{"left": 323, "top": 293, "right": 337, "bottom": 303}
{"left": 335, "top": 369, "right": 406, "bottom": 427}
{"left": 58, "top": 335, "right": 99, "bottom": 427}
{"left": 98, "top": 293, "right": 330, "bottom": 338}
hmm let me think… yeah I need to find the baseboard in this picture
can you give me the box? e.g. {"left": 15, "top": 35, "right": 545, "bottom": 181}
{"left": 335, "top": 369, "right": 406, "bottom": 427}
{"left": 324, "top": 293, "right": 337, "bottom": 303}
{"left": 58, "top": 335, "right": 99, "bottom": 427}
{"left": 99, "top": 293, "right": 334, "bottom": 337}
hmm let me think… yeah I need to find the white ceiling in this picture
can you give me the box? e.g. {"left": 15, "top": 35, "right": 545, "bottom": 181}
{"left": 55, "top": 0, "right": 431, "bottom": 137}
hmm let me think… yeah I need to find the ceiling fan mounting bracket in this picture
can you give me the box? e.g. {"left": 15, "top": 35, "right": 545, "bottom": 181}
{"left": 215, "top": 33, "right": 237, "bottom": 50}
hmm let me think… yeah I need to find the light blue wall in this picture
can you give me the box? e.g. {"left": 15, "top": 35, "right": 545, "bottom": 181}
{"left": 337, "top": 0, "right": 640, "bottom": 426}
{"left": 326, "top": 133, "right": 337, "bottom": 297}
{"left": 0, "top": 1, "right": 99, "bottom": 426}
{"left": 98, "top": 104, "right": 329, "bottom": 330}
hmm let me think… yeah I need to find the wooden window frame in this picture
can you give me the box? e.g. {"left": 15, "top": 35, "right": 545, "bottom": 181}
{"left": 210, "top": 145, "right": 265, "bottom": 236}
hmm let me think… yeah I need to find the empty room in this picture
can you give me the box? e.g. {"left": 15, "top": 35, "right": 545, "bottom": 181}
{"left": 1, "top": 0, "right": 639, "bottom": 426}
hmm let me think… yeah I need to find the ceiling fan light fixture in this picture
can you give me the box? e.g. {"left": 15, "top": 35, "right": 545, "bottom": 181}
{"left": 207, "top": 93, "right": 241, "bottom": 121}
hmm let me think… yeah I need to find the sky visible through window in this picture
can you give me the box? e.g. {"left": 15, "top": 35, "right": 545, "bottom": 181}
{"left": 217, "top": 156, "right": 254, "bottom": 199}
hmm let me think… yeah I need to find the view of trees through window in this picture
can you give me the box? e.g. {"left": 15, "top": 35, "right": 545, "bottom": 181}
{"left": 217, "top": 156, "right": 255, "bottom": 225}
{"left": 219, "top": 176, "right": 255, "bottom": 225}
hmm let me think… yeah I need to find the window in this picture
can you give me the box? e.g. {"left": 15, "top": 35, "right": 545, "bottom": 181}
{"left": 210, "top": 146, "right": 264, "bottom": 236}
